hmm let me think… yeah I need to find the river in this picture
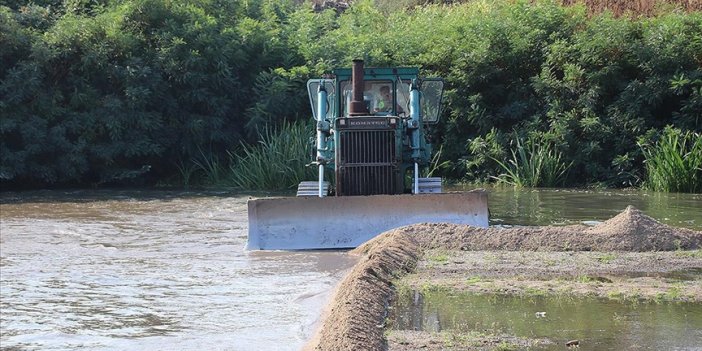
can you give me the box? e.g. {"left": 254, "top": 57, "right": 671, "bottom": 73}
{"left": 1, "top": 188, "right": 700, "bottom": 350}
{"left": 0, "top": 190, "right": 356, "bottom": 351}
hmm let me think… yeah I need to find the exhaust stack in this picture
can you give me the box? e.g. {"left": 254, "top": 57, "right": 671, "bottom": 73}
{"left": 349, "top": 59, "right": 368, "bottom": 116}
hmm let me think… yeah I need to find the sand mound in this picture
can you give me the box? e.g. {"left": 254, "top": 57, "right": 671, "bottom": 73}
{"left": 583, "top": 206, "right": 701, "bottom": 251}
{"left": 409, "top": 206, "right": 701, "bottom": 252}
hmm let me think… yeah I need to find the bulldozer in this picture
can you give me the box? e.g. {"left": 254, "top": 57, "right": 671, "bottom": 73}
{"left": 246, "top": 60, "right": 488, "bottom": 250}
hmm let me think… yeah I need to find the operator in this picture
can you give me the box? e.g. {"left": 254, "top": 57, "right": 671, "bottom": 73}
{"left": 375, "top": 86, "right": 404, "bottom": 114}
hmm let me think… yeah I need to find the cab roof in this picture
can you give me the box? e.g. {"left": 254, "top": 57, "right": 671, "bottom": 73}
{"left": 332, "top": 67, "right": 420, "bottom": 80}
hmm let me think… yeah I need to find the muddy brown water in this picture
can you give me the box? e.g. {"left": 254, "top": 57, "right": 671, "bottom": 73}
{"left": 1, "top": 188, "right": 700, "bottom": 350}
{"left": 0, "top": 190, "right": 356, "bottom": 350}
{"left": 391, "top": 289, "right": 702, "bottom": 350}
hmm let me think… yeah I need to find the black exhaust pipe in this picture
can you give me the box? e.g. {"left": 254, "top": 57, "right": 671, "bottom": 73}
{"left": 349, "top": 59, "right": 368, "bottom": 116}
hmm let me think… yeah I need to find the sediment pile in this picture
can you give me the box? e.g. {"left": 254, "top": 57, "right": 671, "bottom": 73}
{"left": 583, "top": 205, "right": 701, "bottom": 251}
{"left": 307, "top": 230, "right": 421, "bottom": 350}
{"left": 305, "top": 207, "right": 702, "bottom": 350}
{"left": 413, "top": 206, "right": 702, "bottom": 252}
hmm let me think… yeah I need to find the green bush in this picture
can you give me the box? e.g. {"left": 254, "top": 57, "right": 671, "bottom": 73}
{"left": 640, "top": 126, "right": 702, "bottom": 193}
{"left": 1, "top": 0, "right": 700, "bottom": 190}
{"left": 0, "top": 0, "right": 308, "bottom": 187}
{"left": 492, "top": 135, "right": 572, "bottom": 188}
{"left": 228, "top": 121, "right": 316, "bottom": 190}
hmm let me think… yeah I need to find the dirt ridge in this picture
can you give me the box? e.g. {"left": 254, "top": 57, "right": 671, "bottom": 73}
{"left": 305, "top": 207, "right": 702, "bottom": 350}
{"left": 415, "top": 206, "right": 701, "bottom": 252}
{"left": 306, "top": 228, "right": 421, "bottom": 350}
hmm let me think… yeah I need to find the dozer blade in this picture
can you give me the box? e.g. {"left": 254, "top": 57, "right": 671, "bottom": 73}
{"left": 246, "top": 191, "right": 488, "bottom": 250}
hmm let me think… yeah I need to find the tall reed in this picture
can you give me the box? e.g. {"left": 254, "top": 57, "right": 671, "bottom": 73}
{"left": 175, "top": 159, "right": 199, "bottom": 187}
{"left": 192, "top": 146, "right": 225, "bottom": 184}
{"left": 640, "top": 127, "right": 702, "bottom": 193}
{"left": 491, "top": 137, "right": 572, "bottom": 188}
{"left": 228, "top": 121, "right": 317, "bottom": 190}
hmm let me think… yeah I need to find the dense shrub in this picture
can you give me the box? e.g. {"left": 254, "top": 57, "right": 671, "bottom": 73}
{"left": 1, "top": 0, "right": 308, "bottom": 187}
{"left": 228, "top": 121, "right": 316, "bottom": 190}
{"left": 290, "top": 0, "right": 701, "bottom": 190}
{"left": 492, "top": 136, "right": 572, "bottom": 188}
{"left": 1, "top": 0, "right": 700, "bottom": 191}
{"left": 639, "top": 126, "right": 702, "bottom": 193}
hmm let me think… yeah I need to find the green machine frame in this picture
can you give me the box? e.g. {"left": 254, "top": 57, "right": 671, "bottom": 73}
{"left": 307, "top": 60, "right": 443, "bottom": 196}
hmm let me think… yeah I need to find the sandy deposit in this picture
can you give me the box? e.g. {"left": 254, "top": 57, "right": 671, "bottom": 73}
{"left": 304, "top": 206, "right": 702, "bottom": 350}
{"left": 304, "top": 230, "right": 421, "bottom": 351}
{"left": 416, "top": 206, "right": 702, "bottom": 251}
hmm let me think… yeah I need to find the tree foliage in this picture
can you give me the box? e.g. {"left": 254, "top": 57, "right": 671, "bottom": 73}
{"left": 1, "top": 0, "right": 307, "bottom": 187}
{"left": 289, "top": 0, "right": 701, "bottom": 189}
{"left": 1, "top": 0, "right": 700, "bottom": 190}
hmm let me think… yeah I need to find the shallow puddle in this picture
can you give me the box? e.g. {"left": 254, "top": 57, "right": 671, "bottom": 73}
{"left": 625, "top": 267, "right": 702, "bottom": 281}
{"left": 390, "top": 289, "right": 702, "bottom": 350}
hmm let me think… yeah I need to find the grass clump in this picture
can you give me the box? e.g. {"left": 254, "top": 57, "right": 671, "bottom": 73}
{"left": 596, "top": 253, "right": 617, "bottom": 264}
{"left": 654, "top": 282, "right": 689, "bottom": 302}
{"left": 674, "top": 250, "right": 702, "bottom": 258}
{"left": 577, "top": 275, "right": 596, "bottom": 283}
{"left": 607, "top": 290, "right": 625, "bottom": 300}
{"left": 466, "top": 276, "right": 483, "bottom": 285}
{"left": 639, "top": 126, "right": 702, "bottom": 193}
{"left": 495, "top": 341, "right": 518, "bottom": 351}
{"left": 228, "top": 121, "right": 316, "bottom": 190}
{"left": 427, "top": 252, "right": 450, "bottom": 264}
{"left": 665, "top": 283, "right": 684, "bottom": 300}
{"left": 492, "top": 136, "right": 572, "bottom": 188}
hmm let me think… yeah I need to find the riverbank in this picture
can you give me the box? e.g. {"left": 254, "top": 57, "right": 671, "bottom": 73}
{"left": 305, "top": 206, "right": 702, "bottom": 350}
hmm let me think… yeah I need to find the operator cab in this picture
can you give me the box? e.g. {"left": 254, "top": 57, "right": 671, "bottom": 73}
{"left": 305, "top": 68, "right": 443, "bottom": 123}
{"left": 339, "top": 81, "right": 408, "bottom": 117}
